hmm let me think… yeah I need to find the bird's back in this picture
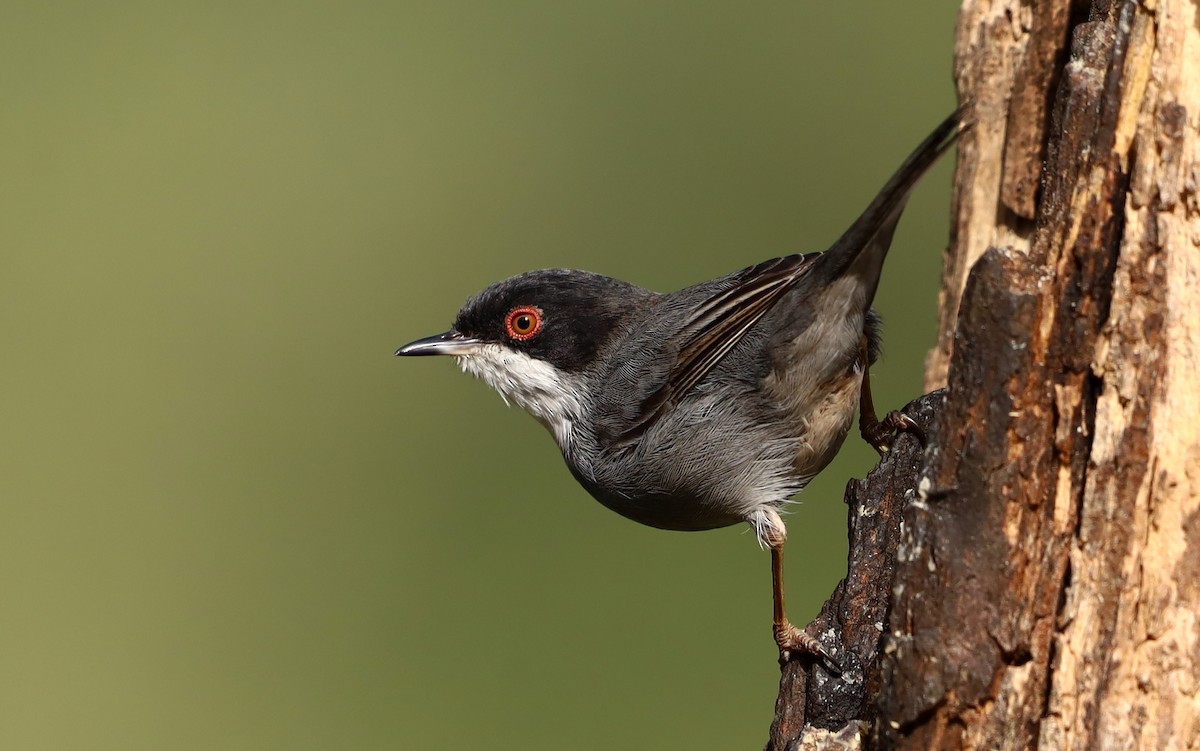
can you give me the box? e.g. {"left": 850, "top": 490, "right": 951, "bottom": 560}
{"left": 567, "top": 259, "right": 862, "bottom": 531}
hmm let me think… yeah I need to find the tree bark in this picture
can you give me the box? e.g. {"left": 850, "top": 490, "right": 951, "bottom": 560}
{"left": 768, "top": 0, "right": 1200, "bottom": 748}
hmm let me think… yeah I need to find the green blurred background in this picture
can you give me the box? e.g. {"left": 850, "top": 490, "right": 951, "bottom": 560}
{"left": 0, "top": 2, "right": 957, "bottom": 748}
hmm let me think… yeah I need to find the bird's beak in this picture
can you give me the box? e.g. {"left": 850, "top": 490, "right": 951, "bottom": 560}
{"left": 395, "top": 331, "right": 483, "bottom": 357}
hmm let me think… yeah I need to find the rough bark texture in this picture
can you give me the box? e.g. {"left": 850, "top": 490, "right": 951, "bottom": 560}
{"left": 768, "top": 0, "right": 1200, "bottom": 748}
{"left": 766, "top": 394, "right": 943, "bottom": 751}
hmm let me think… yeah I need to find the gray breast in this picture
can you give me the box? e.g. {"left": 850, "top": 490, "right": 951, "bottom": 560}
{"left": 565, "top": 384, "right": 810, "bottom": 531}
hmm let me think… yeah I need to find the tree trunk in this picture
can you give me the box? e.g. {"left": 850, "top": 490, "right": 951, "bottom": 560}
{"left": 768, "top": 0, "right": 1200, "bottom": 748}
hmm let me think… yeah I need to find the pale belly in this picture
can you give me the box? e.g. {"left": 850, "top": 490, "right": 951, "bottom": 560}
{"left": 776, "top": 368, "right": 864, "bottom": 483}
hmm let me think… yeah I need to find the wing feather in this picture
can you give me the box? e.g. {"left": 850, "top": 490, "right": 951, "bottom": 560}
{"left": 614, "top": 253, "right": 819, "bottom": 444}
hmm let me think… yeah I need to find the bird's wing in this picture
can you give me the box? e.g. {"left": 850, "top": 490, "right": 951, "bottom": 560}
{"left": 611, "top": 252, "right": 820, "bottom": 446}
{"left": 599, "top": 110, "right": 966, "bottom": 450}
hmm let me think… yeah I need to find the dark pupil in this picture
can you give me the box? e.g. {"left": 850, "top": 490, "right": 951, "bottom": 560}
{"left": 515, "top": 315, "right": 532, "bottom": 331}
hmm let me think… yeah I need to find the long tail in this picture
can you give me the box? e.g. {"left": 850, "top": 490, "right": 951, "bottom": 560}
{"left": 812, "top": 108, "right": 966, "bottom": 298}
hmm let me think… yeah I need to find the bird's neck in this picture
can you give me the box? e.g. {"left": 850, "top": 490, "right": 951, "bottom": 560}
{"left": 455, "top": 345, "right": 589, "bottom": 451}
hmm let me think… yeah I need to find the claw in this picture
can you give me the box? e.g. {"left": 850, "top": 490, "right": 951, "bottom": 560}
{"left": 774, "top": 621, "right": 844, "bottom": 675}
{"left": 864, "top": 409, "right": 924, "bottom": 454}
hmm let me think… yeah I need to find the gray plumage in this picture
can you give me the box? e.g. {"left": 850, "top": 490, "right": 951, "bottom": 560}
{"left": 398, "top": 111, "right": 962, "bottom": 548}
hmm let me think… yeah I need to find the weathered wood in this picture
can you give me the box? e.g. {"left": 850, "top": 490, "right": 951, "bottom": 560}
{"left": 769, "top": 0, "right": 1200, "bottom": 747}
{"left": 766, "top": 393, "right": 942, "bottom": 751}
{"left": 881, "top": 0, "right": 1200, "bottom": 748}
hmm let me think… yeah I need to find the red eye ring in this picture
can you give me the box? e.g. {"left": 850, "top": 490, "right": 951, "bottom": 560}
{"left": 505, "top": 306, "right": 543, "bottom": 340}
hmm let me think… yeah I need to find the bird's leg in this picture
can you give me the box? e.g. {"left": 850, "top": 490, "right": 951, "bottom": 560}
{"left": 770, "top": 541, "right": 840, "bottom": 670}
{"left": 857, "top": 338, "right": 923, "bottom": 454}
{"left": 770, "top": 542, "right": 800, "bottom": 651}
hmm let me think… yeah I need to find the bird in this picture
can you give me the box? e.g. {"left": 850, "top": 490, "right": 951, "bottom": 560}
{"left": 397, "top": 110, "right": 962, "bottom": 663}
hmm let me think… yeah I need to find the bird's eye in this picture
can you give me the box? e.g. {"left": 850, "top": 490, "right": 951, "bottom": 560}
{"left": 505, "top": 306, "right": 543, "bottom": 340}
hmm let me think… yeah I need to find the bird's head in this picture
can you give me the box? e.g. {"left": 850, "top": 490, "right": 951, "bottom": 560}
{"left": 397, "top": 268, "right": 655, "bottom": 447}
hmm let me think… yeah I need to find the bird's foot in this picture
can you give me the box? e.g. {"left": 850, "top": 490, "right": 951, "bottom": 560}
{"left": 862, "top": 409, "right": 924, "bottom": 455}
{"left": 774, "top": 620, "right": 843, "bottom": 674}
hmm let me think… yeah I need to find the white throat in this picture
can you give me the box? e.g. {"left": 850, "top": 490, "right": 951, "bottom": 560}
{"left": 456, "top": 343, "right": 586, "bottom": 449}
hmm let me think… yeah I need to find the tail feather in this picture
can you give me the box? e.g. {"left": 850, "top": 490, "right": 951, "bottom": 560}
{"left": 813, "top": 108, "right": 966, "bottom": 298}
